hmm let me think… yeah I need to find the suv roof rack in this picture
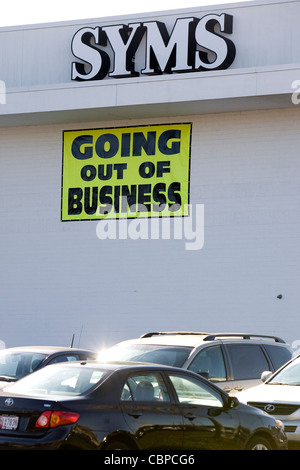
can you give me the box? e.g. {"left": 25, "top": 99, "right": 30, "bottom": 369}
{"left": 140, "top": 331, "right": 209, "bottom": 338}
{"left": 203, "top": 333, "right": 285, "bottom": 343}
{"left": 140, "top": 332, "right": 285, "bottom": 343}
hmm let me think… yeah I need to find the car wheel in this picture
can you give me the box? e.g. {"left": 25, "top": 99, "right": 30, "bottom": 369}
{"left": 104, "top": 440, "right": 131, "bottom": 450}
{"left": 246, "top": 436, "right": 273, "bottom": 450}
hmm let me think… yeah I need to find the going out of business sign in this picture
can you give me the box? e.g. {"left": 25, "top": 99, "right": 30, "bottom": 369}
{"left": 71, "top": 14, "right": 236, "bottom": 81}
{"left": 61, "top": 123, "right": 192, "bottom": 221}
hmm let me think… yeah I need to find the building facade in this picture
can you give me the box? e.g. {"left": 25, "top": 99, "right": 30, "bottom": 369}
{"left": 0, "top": 0, "right": 299, "bottom": 351}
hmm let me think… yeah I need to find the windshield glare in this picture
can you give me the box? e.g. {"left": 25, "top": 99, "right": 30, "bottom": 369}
{"left": 0, "top": 351, "right": 46, "bottom": 380}
{"left": 270, "top": 357, "right": 300, "bottom": 385}
{"left": 5, "top": 365, "right": 108, "bottom": 396}
{"left": 98, "top": 344, "right": 192, "bottom": 367}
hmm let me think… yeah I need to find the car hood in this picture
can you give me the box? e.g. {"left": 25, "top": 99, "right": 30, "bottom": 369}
{"left": 0, "top": 380, "right": 15, "bottom": 390}
{"left": 239, "top": 383, "right": 300, "bottom": 404}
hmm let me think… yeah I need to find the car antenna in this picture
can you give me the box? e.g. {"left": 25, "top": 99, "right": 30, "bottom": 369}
{"left": 70, "top": 334, "right": 75, "bottom": 348}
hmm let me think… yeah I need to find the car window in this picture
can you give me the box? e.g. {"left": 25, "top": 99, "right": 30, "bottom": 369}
{"left": 263, "top": 345, "right": 292, "bottom": 371}
{"left": 80, "top": 353, "right": 96, "bottom": 360}
{"left": 121, "top": 373, "right": 171, "bottom": 402}
{"left": 99, "top": 344, "right": 192, "bottom": 367}
{"left": 269, "top": 356, "right": 300, "bottom": 385}
{"left": 226, "top": 344, "right": 269, "bottom": 380}
{"left": 7, "top": 365, "right": 108, "bottom": 396}
{"left": 0, "top": 352, "right": 46, "bottom": 379}
{"left": 168, "top": 373, "right": 223, "bottom": 407}
{"left": 48, "top": 354, "right": 81, "bottom": 365}
{"left": 188, "top": 345, "right": 227, "bottom": 382}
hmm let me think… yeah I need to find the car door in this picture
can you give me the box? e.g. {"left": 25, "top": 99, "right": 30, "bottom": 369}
{"left": 167, "top": 372, "right": 239, "bottom": 450}
{"left": 187, "top": 344, "right": 235, "bottom": 394}
{"left": 121, "top": 372, "right": 184, "bottom": 450}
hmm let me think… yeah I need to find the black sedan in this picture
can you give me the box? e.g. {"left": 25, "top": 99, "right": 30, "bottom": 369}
{"left": 0, "top": 362, "right": 287, "bottom": 450}
{"left": 0, "top": 346, "right": 97, "bottom": 388}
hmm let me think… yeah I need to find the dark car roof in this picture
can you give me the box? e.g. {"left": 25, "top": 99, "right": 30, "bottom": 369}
{"left": 44, "top": 360, "right": 195, "bottom": 374}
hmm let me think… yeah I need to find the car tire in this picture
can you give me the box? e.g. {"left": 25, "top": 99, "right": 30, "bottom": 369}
{"left": 245, "top": 435, "right": 273, "bottom": 450}
{"left": 104, "top": 440, "right": 131, "bottom": 450}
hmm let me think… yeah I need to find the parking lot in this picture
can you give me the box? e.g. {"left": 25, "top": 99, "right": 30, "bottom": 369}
{"left": 0, "top": 331, "right": 297, "bottom": 450}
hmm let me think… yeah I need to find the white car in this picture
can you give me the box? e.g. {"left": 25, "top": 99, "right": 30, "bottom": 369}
{"left": 239, "top": 355, "right": 300, "bottom": 449}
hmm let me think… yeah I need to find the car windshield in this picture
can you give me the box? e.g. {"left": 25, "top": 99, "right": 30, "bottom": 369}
{"left": 5, "top": 364, "right": 108, "bottom": 396}
{"left": 98, "top": 344, "right": 192, "bottom": 367}
{"left": 0, "top": 350, "right": 47, "bottom": 381}
{"left": 269, "top": 357, "right": 300, "bottom": 386}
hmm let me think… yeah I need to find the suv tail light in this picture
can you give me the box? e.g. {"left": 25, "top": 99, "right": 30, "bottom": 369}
{"left": 35, "top": 410, "right": 80, "bottom": 428}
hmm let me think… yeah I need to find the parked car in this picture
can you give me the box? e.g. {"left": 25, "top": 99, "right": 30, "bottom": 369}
{"left": 98, "top": 331, "right": 292, "bottom": 395}
{"left": 0, "top": 361, "right": 287, "bottom": 450}
{"left": 238, "top": 354, "right": 300, "bottom": 449}
{"left": 0, "top": 346, "right": 97, "bottom": 389}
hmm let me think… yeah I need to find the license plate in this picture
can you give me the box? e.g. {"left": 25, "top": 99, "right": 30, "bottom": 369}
{"left": 0, "top": 415, "right": 19, "bottom": 430}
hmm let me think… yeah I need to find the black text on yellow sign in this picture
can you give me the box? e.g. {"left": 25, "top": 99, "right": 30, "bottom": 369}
{"left": 61, "top": 123, "right": 192, "bottom": 221}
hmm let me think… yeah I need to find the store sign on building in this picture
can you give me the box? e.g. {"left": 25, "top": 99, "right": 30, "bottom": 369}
{"left": 61, "top": 123, "right": 191, "bottom": 221}
{"left": 71, "top": 13, "right": 235, "bottom": 81}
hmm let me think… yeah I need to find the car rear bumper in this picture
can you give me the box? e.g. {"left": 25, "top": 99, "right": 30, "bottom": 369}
{"left": 0, "top": 427, "right": 69, "bottom": 449}
{"left": 0, "top": 425, "right": 110, "bottom": 450}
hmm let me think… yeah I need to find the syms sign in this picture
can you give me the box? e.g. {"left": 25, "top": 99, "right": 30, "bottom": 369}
{"left": 71, "top": 13, "right": 236, "bottom": 81}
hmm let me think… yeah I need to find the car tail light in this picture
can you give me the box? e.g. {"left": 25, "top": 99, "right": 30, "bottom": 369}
{"left": 35, "top": 410, "right": 80, "bottom": 428}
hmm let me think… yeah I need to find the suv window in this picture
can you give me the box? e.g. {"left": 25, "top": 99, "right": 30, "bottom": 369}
{"left": 100, "top": 344, "right": 192, "bottom": 368}
{"left": 263, "top": 344, "right": 291, "bottom": 371}
{"left": 188, "top": 346, "right": 227, "bottom": 382}
{"left": 226, "top": 344, "right": 269, "bottom": 380}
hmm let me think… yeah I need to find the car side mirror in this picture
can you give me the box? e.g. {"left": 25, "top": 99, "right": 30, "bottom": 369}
{"left": 227, "top": 396, "right": 239, "bottom": 409}
{"left": 198, "top": 371, "right": 209, "bottom": 379}
{"left": 261, "top": 371, "right": 272, "bottom": 383}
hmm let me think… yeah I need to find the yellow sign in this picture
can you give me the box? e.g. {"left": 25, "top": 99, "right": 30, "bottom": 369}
{"left": 61, "top": 123, "right": 192, "bottom": 221}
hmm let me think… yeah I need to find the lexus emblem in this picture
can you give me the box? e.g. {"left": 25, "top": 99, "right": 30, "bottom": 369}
{"left": 264, "top": 404, "right": 275, "bottom": 412}
{"left": 4, "top": 398, "right": 14, "bottom": 407}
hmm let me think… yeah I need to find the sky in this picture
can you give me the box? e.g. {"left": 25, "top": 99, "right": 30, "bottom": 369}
{"left": 1, "top": 0, "right": 250, "bottom": 27}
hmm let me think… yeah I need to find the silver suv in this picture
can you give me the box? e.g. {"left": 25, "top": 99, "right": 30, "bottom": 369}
{"left": 99, "top": 332, "right": 292, "bottom": 395}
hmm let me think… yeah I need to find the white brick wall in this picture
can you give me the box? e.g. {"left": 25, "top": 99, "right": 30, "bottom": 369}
{"left": 0, "top": 107, "right": 299, "bottom": 352}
